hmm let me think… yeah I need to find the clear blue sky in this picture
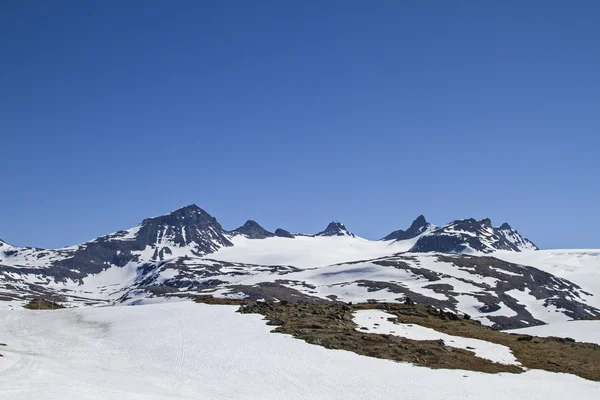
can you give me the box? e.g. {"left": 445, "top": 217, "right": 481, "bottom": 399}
{"left": 1, "top": 1, "right": 598, "bottom": 249}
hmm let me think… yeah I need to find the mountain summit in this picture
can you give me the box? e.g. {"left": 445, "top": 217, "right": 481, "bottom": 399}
{"left": 231, "top": 220, "right": 275, "bottom": 239}
{"left": 410, "top": 218, "right": 537, "bottom": 253}
{"left": 315, "top": 221, "right": 355, "bottom": 237}
{"left": 383, "top": 215, "right": 432, "bottom": 241}
{"left": 3, "top": 204, "right": 595, "bottom": 331}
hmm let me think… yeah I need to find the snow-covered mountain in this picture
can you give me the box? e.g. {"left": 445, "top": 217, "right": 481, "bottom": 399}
{"left": 315, "top": 221, "right": 355, "bottom": 237}
{"left": 409, "top": 218, "right": 537, "bottom": 253}
{"left": 1, "top": 205, "right": 597, "bottom": 329}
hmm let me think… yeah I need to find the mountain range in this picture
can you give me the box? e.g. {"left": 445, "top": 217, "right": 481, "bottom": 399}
{"left": 1, "top": 204, "right": 597, "bottom": 329}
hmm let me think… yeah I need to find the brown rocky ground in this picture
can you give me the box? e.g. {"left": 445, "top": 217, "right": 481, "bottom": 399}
{"left": 195, "top": 296, "right": 600, "bottom": 381}
{"left": 23, "top": 298, "right": 65, "bottom": 310}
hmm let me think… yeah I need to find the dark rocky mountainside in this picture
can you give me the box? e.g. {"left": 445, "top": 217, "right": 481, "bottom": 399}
{"left": 315, "top": 221, "right": 354, "bottom": 237}
{"left": 231, "top": 220, "right": 275, "bottom": 239}
{"left": 274, "top": 228, "right": 295, "bottom": 238}
{"left": 382, "top": 215, "right": 431, "bottom": 241}
{"left": 410, "top": 218, "right": 537, "bottom": 253}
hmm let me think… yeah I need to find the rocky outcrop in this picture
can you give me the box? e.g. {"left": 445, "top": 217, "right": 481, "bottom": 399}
{"left": 383, "top": 215, "right": 431, "bottom": 241}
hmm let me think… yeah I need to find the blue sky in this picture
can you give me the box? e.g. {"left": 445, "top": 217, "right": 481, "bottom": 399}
{"left": 1, "top": 1, "right": 598, "bottom": 249}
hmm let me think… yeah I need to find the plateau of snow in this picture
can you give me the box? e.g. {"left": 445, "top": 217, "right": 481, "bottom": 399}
{"left": 208, "top": 234, "right": 420, "bottom": 268}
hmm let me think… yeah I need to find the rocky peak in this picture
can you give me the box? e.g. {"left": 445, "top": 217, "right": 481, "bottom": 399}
{"left": 232, "top": 220, "right": 275, "bottom": 239}
{"left": 382, "top": 215, "right": 431, "bottom": 241}
{"left": 142, "top": 204, "right": 215, "bottom": 226}
{"left": 274, "top": 228, "right": 295, "bottom": 238}
{"left": 499, "top": 222, "right": 512, "bottom": 230}
{"left": 315, "top": 221, "right": 354, "bottom": 237}
{"left": 410, "top": 217, "right": 537, "bottom": 254}
{"left": 135, "top": 204, "right": 227, "bottom": 248}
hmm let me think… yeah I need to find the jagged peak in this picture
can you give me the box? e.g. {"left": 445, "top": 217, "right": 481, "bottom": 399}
{"left": 408, "top": 215, "right": 428, "bottom": 230}
{"left": 316, "top": 221, "right": 354, "bottom": 237}
{"left": 411, "top": 216, "right": 537, "bottom": 253}
{"left": 232, "top": 220, "right": 274, "bottom": 239}
{"left": 382, "top": 215, "right": 431, "bottom": 241}
{"left": 141, "top": 204, "right": 217, "bottom": 225}
{"left": 170, "top": 204, "right": 202, "bottom": 213}
{"left": 480, "top": 218, "right": 492, "bottom": 227}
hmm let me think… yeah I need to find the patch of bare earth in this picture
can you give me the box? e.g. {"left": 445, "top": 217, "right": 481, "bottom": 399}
{"left": 23, "top": 298, "right": 65, "bottom": 310}
{"left": 195, "top": 296, "right": 600, "bottom": 381}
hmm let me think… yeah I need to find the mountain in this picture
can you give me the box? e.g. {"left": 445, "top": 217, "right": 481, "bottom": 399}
{"left": 410, "top": 218, "right": 537, "bottom": 253}
{"left": 274, "top": 228, "right": 295, "bottom": 238}
{"left": 231, "top": 220, "right": 275, "bottom": 239}
{"left": 315, "top": 221, "right": 355, "bottom": 237}
{"left": 2, "top": 205, "right": 597, "bottom": 330}
{"left": 0, "top": 204, "right": 233, "bottom": 279}
{"left": 382, "top": 215, "right": 432, "bottom": 241}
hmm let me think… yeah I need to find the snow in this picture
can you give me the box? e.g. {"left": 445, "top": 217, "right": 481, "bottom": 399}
{"left": 108, "top": 225, "right": 141, "bottom": 241}
{"left": 208, "top": 234, "right": 420, "bottom": 268}
{"left": 405, "top": 254, "right": 499, "bottom": 287}
{"left": 505, "top": 320, "right": 600, "bottom": 345}
{"left": 505, "top": 288, "right": 572, "bottom": 324}
{"left": 354, "top": 310, "right": 520, "bottom": 366}
{"left": 492, "top": 250, "right": 600, "bottom": 308}
{"left": 489, "top": 266, "right": 522, "bottom": 277}
{"left": 0, "top": 242, "right": 75, "bottom": 268}
{"left": 0, "top": 302, "right": 598, "bottom": 400}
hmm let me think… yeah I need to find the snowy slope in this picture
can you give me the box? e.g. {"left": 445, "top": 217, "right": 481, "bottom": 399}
{"left": 492, "top": 250, "right": 600, "bottom": 308}
{"left": 208, "top": 234, "right": 420, "bottom": 268}
{"left": 0, "top": 302, "right": 598, "bottom": 400}
{"left": 505, "top": 320, "right": 600, "bottom": 345}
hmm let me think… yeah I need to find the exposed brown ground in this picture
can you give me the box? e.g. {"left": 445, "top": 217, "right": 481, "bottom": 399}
{"left": 23, "top": 298, "right": 65, "bottom": 310}
{"left": 195, "top": 296, "right": 600, "bottom": 381}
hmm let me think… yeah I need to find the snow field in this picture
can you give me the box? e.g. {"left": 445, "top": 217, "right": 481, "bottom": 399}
{"left": 1, "top": 303, "right": 599, "bottom": 400}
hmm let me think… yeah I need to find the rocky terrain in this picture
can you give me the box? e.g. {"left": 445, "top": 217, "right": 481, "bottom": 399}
{"left": 197, "top": 298, "right": 600, "bottom": 381}
{"left": 1, "top": 205, "right": 598, "bottom": 330}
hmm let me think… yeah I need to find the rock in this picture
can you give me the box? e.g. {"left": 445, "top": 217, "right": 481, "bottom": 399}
{"left": 445, "top": 311, "right": 459, "bottom": 321}
{"left": 548, "top": 359, "right": 560, "bottom": 366}
{"left": 266, "top": 319, "right": 284, "bottom": 326}
{"left": 274, "top": 228, "right": 294, "bottom": 238}
{"left": 404, "top": 297, "right": 415, "bottom": 306}
{"left": 517, "top": 335, "right": 534, "bottom": 342}
{"left": 342, "top": 313, "right": 353, "bottom": 321}
{"left": 231, "top": 220, "right": 275, "bottom": 239}
{"left": 560, "top": 337, "right": 576, "bottom": 343}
